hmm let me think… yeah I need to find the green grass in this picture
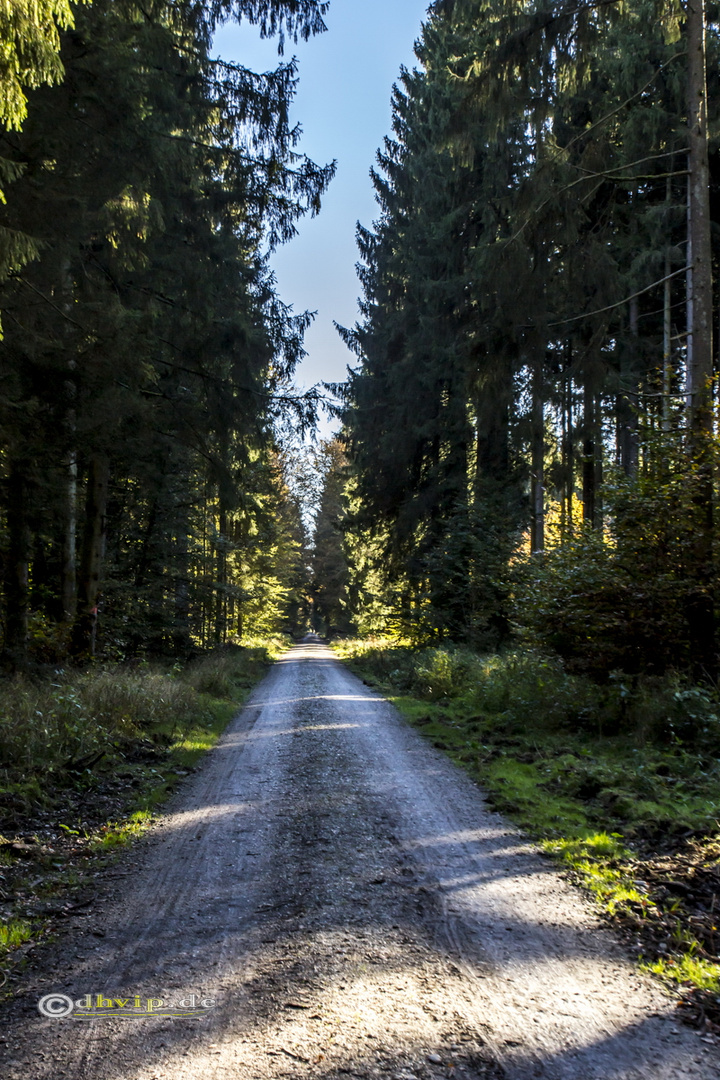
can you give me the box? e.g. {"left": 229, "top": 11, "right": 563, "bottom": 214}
{"left": 90, "top": 810, "right": 154, "bottom": 851}
{"left": 542, "top": 834, "right": 647, "bottom": 913}
{"left": 0, "top": 641, "right": 284, "bottom": 975}
{"left": 646, "top": 955, "right": 720, "bottom": 992}
{"left": 0, "top": 919, "right": 33, "bottom": 952}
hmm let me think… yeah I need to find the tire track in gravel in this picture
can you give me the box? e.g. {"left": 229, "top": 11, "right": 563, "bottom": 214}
{"left": 1, "top": 638, "right": 717, "bottom": 1080}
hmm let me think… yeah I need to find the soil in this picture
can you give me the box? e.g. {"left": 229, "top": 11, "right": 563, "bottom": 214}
{"left": 1, "top": 637, "right": 718, "bottom": 1079}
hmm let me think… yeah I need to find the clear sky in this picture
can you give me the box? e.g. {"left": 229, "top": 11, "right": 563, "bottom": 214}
{"left": 212, "top": 1, "right": 431, "bottom": 434}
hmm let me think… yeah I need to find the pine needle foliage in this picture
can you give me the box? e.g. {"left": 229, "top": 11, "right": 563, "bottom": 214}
{"left": 341, "top": 0, "right": 720, "bottom": 677}
{"left": 0, "top": 0, "right": 333, "bottom": 666}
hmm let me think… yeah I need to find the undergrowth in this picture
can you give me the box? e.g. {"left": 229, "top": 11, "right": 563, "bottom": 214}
{"left": 334, "top": 638, "right": 720, "bottom": 1006}
{"left": 0, "top": 638, "right": 286, "bottom": 972}
{"left": 0, "top": 640, "right": 284, "bottom": 805}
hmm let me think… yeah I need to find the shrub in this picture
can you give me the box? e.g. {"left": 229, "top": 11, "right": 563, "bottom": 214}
{"left": 514, "top": 441, "right": 714, "bottom": 679}
{"left": 411, "top": 647, "right": 478, "bottom": 700}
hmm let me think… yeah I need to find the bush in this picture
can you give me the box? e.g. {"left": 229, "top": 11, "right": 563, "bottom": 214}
{"left": 411, "top": 647, "right": 479, "bottom": 700}
{"left": 514, "top": 441, "right": 715, "bottom": 679}
{"left": 471, "top": 650, "right": 603, "bottom": 731}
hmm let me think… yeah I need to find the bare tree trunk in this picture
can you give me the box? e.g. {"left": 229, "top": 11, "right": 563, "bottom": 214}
{"left": 3, "top": 459, "right": 30, "bottom": 669}
{"left": 560, "top": 373, "right": 568, "bottom": 540}
{"left": 617, "top": 298, "right": 639, "bottom": 476}
{"left": 662, "top": 176, "right": 673, "bottom": 433}
{"left": 214, "top": 504, "right": 228, "bottom": 644}
{"left": 663, "top": 261, "right": 673, "bottom": 432}
{"left": 71, "top": 455, "right": 110, "bottom": 658}
{"left": 61, "top": 454, "right": 77, "bottom": 621}
{"left": 686, "top": 0, "right": 715, "bottom": 677}
{"left": 530, "top": 358, "right": 544, "bottom": 552}
{"left": 565, "top": 353, "right": 574, "bottom": 539}
{"left": 594, "top": 394, "right": 604, "bottom": 530}
{"left": 59, "top": 261, "right": 77, "bottom": 624}
{"left": 173, "top": 512, "right": 191, "bottom": 654}
{"left": 687, "top": 0, "right": 713, "bottom": 434}
{"left": 582, "top": 381, "right": 596, "bottom": 527}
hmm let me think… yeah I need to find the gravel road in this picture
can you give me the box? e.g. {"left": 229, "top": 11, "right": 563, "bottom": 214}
{"left": 2, "top": 638, "right": 718, "bottom": 1079}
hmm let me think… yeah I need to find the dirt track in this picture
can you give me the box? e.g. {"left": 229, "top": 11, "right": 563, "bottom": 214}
{"left": 1, "top": 638, "right": 717, "bottom": 1079}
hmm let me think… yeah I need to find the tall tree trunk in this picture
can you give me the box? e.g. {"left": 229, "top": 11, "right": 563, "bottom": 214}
{"left": 662, "top": 176, "right": 673, "bottom": 433}
{"left": 173, "top": 509, "right": 191, "bottom": 655}
{"left": 582, "top": 381, "right": 596, "bottom": 527}
{"left": 71, "top": 454, "right": 110, "bottom": 658}
{"left": 663, "top": 251, "right": 673, "bottom": 433}
{"left": 61, "top": 454, "right": 77, "bottom": 621}
{"left": 686, "top": 0, "right": 715, "bottom": 676}
{"left": 687, "top": 0, "right": 713, "bottom": 434}
{"left": 594, "top": 394, "right": 604, "bottom": 530}
{"left": 215, "top": 502, "right": 228, "bottom": 644}
{"left": 564, "top": 345, "right": 574, "bottom": 539}
{"left": 617, "top": 298, "right": 639, "bottom": 476}
{"left": 530, "top": 358, "right": 544, "bottom": 552}
{"left": 59, "top": 263, "right": 77, "bottom": 623}
{"left": 3, "top": 459, "right": 30, "bottom": 669}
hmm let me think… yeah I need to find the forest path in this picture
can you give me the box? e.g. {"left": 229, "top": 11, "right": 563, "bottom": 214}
{"left": 2, "top": 638, "right": 716, "bottom": 1080}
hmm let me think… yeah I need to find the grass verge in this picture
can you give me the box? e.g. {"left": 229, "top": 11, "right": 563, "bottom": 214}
{"left": 333, "top": 637, "right": 720, "bottom": 1030}
{"left": 0, "top": 638, "right": 286, "bottom": 984}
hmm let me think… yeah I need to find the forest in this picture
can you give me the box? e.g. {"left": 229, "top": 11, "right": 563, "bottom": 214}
{"left": 318, "top": 0, "right": 720, "bottom": 694}
{"left": 0, "top": 0, "right": 333, "bottom": 670}
{"left": 2, "top": 1, "right": 719, "bottom": 685}
{"left": 3, "top": 0, "right": 720, "bottom": 1002}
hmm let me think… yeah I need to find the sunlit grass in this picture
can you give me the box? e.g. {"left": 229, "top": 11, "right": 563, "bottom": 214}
{"left": 543, "top": 834, "right": 647, "bottom": 914}
{"left": 645, "top": 954, "right": 720, "bottom": 992}
{"left": 89, "top": 808, "right": 161, "bottom": 850}
{"left": 0, "top": 642, "right": 282, "bottom": 966}
{"left": 0, "top": 919, "right": 33, "bottom": 952}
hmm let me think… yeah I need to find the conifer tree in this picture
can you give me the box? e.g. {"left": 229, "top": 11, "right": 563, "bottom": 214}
{"left": 0, "top": 0, "right": 332, "bottom": 664}
{"left": 342, "top": 0, "right": 720, "bottom": 673}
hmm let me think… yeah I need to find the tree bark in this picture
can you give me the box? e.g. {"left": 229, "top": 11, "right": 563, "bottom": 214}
{"left": 3, "top": 459, "right": 30, "bottom": 669}
{"left": 173, "top": 510, "right": 192, "bottom": 654}
{"left": 617, "top": 297, "right": 639, "bottom": 476}
{"left": 61, "top": 454, "right": 78, "bottom": 622}
{"left": 686, "top": 0, "right": 713, "bottom": 435}
{"left": 662, "top": 176, "right": 673, "bottom": 433}
{"left": 686, "top": 0, "right": 715, "bottom": 677}
{"left": 582, "top": 382, "right": 596, "bottom": 527}
{"left": 530, "top": 358, "right": 544, "bottom": 552}
{"left": 214, "top": 503, "right": 228, "bottom": 644}
{"left": 71, "top": 454, "right": 110, "bottom": 658}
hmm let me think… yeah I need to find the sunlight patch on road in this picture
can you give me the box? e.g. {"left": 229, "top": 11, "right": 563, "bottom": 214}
{"left": 160, "top": 803, "right": 257, "bottom": 829}
{"left": 405, "top": 827, "right": 514, "bottom": 847}
{"left": 248, "top": 694, "right": 385, "bottom": 707}
{"left": 116, "top": 927, "right": 684, "bottom": 1080}
{"left": 240, "top": 722, "right": 366, "bottom": 740}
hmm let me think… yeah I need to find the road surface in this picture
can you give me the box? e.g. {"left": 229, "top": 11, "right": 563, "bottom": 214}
{"left": 2, "top": 639, "right": 716, "bottom": 1079}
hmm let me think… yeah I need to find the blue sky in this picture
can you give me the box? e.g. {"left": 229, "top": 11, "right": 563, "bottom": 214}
{"left": 212, "top": 1, "right": 431, "bottom": 432}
